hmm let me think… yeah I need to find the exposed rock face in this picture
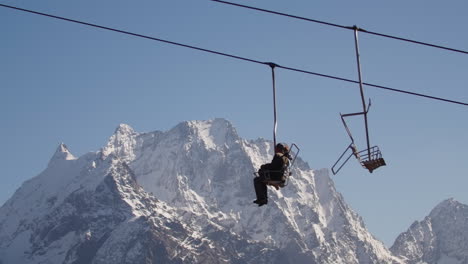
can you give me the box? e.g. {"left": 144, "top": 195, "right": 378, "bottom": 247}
{"left": 391, "top": 198, "right": 468, "bottom": 264}
{"left": 0, "top": 119, "right": 402, "bottom": 263}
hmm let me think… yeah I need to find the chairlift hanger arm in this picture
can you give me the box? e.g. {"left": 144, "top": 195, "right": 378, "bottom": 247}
{"left": 340, "top": 99, "right": 371, "bottom": 118}
{"left": 266, "top": 63, "right": 278, "bottom": 148}
{"left": 341, "top": 111, "right": 365, "bottom": 118}
{"left": 353, "top": 27, "right": 372, "bottom": 157}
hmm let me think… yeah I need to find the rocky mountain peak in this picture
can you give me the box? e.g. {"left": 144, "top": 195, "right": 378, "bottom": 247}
{"left": 48, "top": 143, "right": 76, "bottom": 167}
{"left": 391, "top": 198, "right": 468, "bottom": 264}
{"left": 1, "top": 119, "right": 405, "bottom": 264}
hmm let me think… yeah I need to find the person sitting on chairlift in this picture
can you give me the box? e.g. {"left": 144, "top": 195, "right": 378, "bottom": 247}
{"left": 253, "top": 143, "right": 291, "bottom": 207}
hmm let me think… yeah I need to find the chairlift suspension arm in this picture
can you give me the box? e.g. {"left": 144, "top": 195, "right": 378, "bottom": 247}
{"left": 269, "top": 63, "right": 278, "bottom": 149}
{"left": 353, "top": 26, "right": 372, "bottom": 159}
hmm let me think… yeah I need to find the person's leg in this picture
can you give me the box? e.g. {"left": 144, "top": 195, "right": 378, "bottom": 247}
{"left": 253, "top": 177, "right": 268, "bottom": 205}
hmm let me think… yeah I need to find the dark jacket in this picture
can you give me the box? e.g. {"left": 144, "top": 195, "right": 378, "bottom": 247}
{"left": 260, "top": 153, "right": 290, "bottom": 181}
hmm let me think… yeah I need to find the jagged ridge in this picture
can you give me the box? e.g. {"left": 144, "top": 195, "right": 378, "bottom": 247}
{"left": 0, "top": 118, "right": 403, "bottom": 263}
{"left": 391, "top": 198, "right": 468, "bottom": 264}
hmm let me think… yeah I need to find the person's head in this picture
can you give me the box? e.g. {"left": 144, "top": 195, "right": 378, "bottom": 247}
{"left": 275, "top": 143, "right": 289, "bottom": 154}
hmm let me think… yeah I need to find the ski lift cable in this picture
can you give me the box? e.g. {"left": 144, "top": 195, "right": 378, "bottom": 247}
{"left": 1, "top": 3, "right": 467, "bottom": 107}
{"left": 0, "top": 4, "right": 266, "bottom": 66}
{"left": 275, "top": 65, "right": 468, "bottom": 107}
{"left": 209, "top": 0, "right": 468, "bottom": 56}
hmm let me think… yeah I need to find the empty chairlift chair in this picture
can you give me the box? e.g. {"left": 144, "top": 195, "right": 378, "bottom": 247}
{"left": 331, "top": 26, "right": 386, "bottom": 175}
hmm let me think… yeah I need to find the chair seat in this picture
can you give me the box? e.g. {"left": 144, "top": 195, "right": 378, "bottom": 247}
{"left": 362, "top": 158, "right": 386, "bottom": 173}
{"left": 265, "top": 180, "right": 286, "bottom": 189}
{"left": 265, "top": 180, "right": 284, "bottom": 184}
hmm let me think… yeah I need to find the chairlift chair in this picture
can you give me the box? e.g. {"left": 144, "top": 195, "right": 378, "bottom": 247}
{"left": 331, "top": 111, "right": 386, "bottom": 175}
{"left": 254, "top": 143, "right": 300, "bottom": 188}
{"left": 253, "top": 63, "right": 301, "bottom": 188}
{"left": 332, "top": 142, "right": 385, "bottom": 175}
{"left": 360, "top": 146, "right": 386, "bottom": 173}
{"left": 331, "top": 26, "right": 386, "bottom": 175}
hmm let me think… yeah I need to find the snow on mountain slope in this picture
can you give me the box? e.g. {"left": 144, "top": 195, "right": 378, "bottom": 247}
{"left": 103, "top": 118, "right": 402, "bottom": 263}
{"left": 0, "top": 147, "right": 279, "bottom": 263}
{"left": 391, "top": 198, "right": 468, "bottom": 264}
{"left": 0, "top": 118, "right": 403, "bottom": 263}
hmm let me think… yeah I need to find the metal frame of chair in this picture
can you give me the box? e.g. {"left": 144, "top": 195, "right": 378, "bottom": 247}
{"left": 332, "top": 26, "right": 386, "bottom": 175}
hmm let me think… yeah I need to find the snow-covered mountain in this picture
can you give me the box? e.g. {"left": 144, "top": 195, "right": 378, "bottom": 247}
{"left": 391, "top": 198, "right": 468, "bottom": 264}
{"left": 0, "top": 118, "right": 403, "bottom": 263}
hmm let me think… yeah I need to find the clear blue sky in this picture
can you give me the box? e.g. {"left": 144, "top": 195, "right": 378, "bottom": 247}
{"left": 1, "top": 0, "right": 467, "bottom": 246}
